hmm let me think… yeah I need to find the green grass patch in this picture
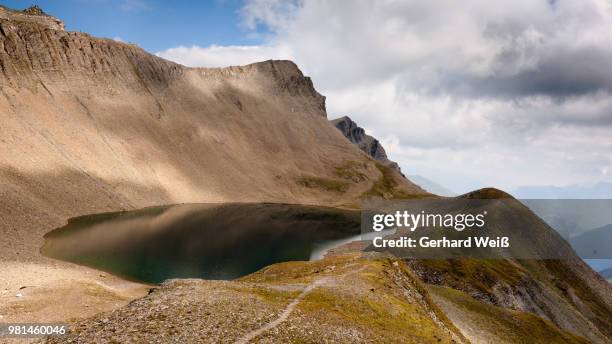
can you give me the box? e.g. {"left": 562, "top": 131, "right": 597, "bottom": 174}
{"left": 298, "top": 285, "right": 452, "bottom": 342}
{"left": 333, "top": 161, "right": 369, "bottom": 182}
{"left": 362, "top": 163, "right": 425, "bottom": 199}
{"left": 234, "top": 285, "right": 298, "bottom": 306}
{"left": 296, "top": 175, "right": 350, "bottom": 193}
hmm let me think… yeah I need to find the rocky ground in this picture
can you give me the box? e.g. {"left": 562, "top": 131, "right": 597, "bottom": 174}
{"left": 43, "top": 254, "right": 467, "bottom": 344}
{"left": 40, "top": 253, "right": 598, "bottom": 344}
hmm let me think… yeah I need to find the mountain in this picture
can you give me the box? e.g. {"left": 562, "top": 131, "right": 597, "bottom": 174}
{"left": 518, "top": 199, "right": 612, "bottom": 239}
{"left": 570, "top": 224, "right": 612, "bottom": 259}
{"left": 512, "top": 182, "right": 612, "bottom": 199}
{"left": 405, "top": 189, "right": 612, "bottom": 343}
{"left": 0, "top": 7, "right": 425, "bottom": 257}
{"left": 600, "top": 267, "right": 612, "bottom": 282}
{"left": 408, "top": 175, "right": 457, "bottom": 196}
{"left": 0, "top": 5, "right": 424, "bottom": 326}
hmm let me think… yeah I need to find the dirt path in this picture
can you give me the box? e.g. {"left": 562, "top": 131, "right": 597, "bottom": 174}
{"left": 234, "top": 264, "right": 365, "bottom": 344}
{"left": 233, "top": 278, "right": 329, "bottom": 344}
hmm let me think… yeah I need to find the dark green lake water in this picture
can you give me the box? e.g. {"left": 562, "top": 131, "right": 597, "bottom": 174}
{"left": 41, "top": 203, "right": 360, "bottom": 284}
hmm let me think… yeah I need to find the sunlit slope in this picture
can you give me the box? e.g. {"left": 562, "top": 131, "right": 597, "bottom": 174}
{"left": 0, "top": 9, "right": 424, "bottom": 262}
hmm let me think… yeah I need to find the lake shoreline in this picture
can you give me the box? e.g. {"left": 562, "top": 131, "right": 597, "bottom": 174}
{"left": 41, "top": 203, "right": 361, "bottom": 284}
{"left": 1, "top": 202, "right": 360, "bottom": 337}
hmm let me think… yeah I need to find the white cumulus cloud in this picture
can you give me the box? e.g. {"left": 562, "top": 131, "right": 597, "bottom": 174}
{"left": 156, "top": 44, "right": 292, "bottom": 68}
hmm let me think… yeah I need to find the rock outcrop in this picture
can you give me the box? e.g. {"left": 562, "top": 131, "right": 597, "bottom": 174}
{"left": 331, "top": 116, "right": 405, "bottom": 176}
{"left": 0, "top": 5, "right": 64, "bottom": 30}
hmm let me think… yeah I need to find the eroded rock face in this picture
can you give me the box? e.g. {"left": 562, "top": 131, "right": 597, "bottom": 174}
{"left": 0, "top": 12, "right": 324, "bottom": 118}
{"left": 0, "top": 5, "right": 64, "bottom": 31}
{"left": 331, "top": 115, "right": 404, "bottom": 176}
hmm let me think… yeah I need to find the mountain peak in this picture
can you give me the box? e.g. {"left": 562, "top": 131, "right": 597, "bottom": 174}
{"left": 0, "top": 4, "right": 65, "bottom": 30}
{"left": 460, "top": 187, "right": 514, "bottom": 199}
{"left": 22, "top": 5, "right": 45, "bottom": 16}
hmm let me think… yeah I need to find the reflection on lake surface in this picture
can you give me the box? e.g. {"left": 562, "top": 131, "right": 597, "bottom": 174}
{"left": 42, "top": 203, "right": 361, "bottom": 284}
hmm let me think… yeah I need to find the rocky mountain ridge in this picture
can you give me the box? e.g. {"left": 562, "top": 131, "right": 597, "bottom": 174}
{"left": 331, "top": 116, "right": 405, "bottom": 176}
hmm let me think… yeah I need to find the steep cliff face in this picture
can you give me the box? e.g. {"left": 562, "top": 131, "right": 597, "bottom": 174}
{"left": 331, "top": 116, "right": 405, "bottom": 176}
{"left": 0, "top": 8, "right": 425, "bottom": 263}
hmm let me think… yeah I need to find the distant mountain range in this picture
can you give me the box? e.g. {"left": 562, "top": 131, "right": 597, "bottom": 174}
{"left": 519, "top": 199, "right": 612, "bottom": 239}
{"left": 512, "top": 182, "right": 612, "bottom": 199}
{"left": 599, "top": 267, "right": 612, "bottom": 282}
{"left": 570, "top": 224, "right": 612, "bottom": 259}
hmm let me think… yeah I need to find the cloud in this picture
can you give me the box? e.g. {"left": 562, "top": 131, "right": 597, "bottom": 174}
{"left": 119, "top": 0, "right": 150, "bottom": 12}
{"left": 240, "top": 0, "right": 301, "bottom": 31}
{"left": 157, "top": 0, "right": 612, "bottom": 192}
{"left": 156, "top": 44, "right": 292, "bottom": 68}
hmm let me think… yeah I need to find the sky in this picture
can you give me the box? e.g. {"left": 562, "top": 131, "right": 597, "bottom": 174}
{"left": 1, "top": 0, "right": 266, "bottom": 51}
{"left": 6, "top": 0, "right": 612, "bottom": 193}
